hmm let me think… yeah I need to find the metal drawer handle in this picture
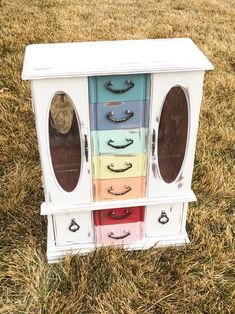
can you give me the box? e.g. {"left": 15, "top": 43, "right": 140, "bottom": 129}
{"left": 108, "top": 209, "right": 132, "bottom": 220}
{"left": 107, "top": 162, "right": 132, "bottom": 173}
{"left": 106, "top": 110, "right": 134, "bottom": 123}
{"left": 69, "top": 219, "right": 80, "bottom": 232}
{"left": 152, "top": 129, "right": 156, "bottom": 156}
{"left": 105, "top": 80, "right": 134, "bottom": 94}
{"left": 108, "top": 185, "right": 132, "bottom": 196}
{"left": 84, "top": 134, "right": 88, "bottom": 162}
{"left": 108, "top": 230, "right": 131, "bottom": 239}
{"left": 108, "top": 138, "right": 134, "bottom": 149}
{"left": 158, "top": 211, "right": 169, "bottom": 225}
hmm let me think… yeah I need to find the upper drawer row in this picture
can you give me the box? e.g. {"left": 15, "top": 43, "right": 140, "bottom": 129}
{"left": 89, "top": 74, "right": 150, "bottom": 103}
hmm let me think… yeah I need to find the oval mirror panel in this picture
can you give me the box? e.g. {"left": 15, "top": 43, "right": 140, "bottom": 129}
{"left": 49, "top": 93, "right": 81, "bottom": 192}
{"left": 157, "top": 86, "right": 188, "bottom": 183}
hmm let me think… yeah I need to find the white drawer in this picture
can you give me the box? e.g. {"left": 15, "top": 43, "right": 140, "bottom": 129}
{"left": 145, "top": 203, "right": 185, "bottom": 237}
{"left": 52, "top": 212, "right": 94, "bottom": 246}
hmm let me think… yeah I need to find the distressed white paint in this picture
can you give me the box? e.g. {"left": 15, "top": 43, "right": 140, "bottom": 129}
{"left": 40, "top": 192, "right": 196, "bottom": 215}
{"left": 53, "top": 211, "right": 94, "bottom": 246}
{"left": 145, "top": 203, "right": 186, "bottom": 237}
{"left": 147, "top": 71, "right": 205, "bottom": 198}
{"left": 46, "top": 214, "right": 189, "bottom": 263}
{"left": 22, "top": 38, "right": 213, "bottom": 80}
{"left": 31, "top": 78, "right": 92, "bottom": 207}
{"left": 22, "top": 38, "right": 213, "bottom": 263}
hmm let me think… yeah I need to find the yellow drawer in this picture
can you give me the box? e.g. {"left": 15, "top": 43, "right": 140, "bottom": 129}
{"left": 93, "top": 154, "right": 147, "bottom": 180}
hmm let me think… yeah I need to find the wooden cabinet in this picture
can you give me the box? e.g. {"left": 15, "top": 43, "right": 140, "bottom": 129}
{"left": 22, "top": 38, "right": 213, "bottom": 263}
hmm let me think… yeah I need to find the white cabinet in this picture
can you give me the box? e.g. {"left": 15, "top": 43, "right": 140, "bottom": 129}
{"left": 22, "top": 38, "right": 213, "bottom": 263}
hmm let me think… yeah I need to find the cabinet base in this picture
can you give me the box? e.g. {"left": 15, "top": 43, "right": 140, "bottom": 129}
{"left": 47, "top": 231, "right": 190, "bottom": 264}
{"left": 46, "top": 204, "right": 190, "bottom": 263}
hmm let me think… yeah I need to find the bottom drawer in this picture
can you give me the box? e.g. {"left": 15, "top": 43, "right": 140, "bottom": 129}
{"left": 95, "top": 222, "right": 144, "bottom": 245}
{"left": 145, "top": 203, "right": 185, "bottom": 237}
{"left": 53, "top": 212, "right": 94, "bottom": 246}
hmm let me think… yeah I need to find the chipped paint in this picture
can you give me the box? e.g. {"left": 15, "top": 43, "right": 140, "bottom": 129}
{"left": 106, "top": 101, "right": 122, "bottom": 107}
{"left": 152, "top": 162, "right": 158, "bottom": 178}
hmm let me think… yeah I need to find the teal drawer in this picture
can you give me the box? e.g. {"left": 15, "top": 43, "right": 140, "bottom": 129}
{"left": 92, "top": 128, "right": 147, "bottom": 156}
{"left": 89, "top": 74, "right": 150, "bottom": 103}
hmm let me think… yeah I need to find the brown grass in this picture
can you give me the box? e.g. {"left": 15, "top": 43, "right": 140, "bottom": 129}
{"left": 0, "top": 0, "right": 235, "bottom": 313}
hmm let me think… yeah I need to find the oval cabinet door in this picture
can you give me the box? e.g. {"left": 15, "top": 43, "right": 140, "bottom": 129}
{"left": 31, "top": 78, "right": 91, "bottom": 206}
{"left": 147, "top": 72, "right": 197, "bottom": 198}
{"left": 157, "top": 86, "right": 188, "bottom": 183}
{"left": 49, "top": 93, "right": 82, "bottom": 192}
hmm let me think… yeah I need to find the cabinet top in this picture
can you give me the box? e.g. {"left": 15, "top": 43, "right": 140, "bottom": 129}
{"left": 22, "top": 38, "right": 213, "bottom": 80}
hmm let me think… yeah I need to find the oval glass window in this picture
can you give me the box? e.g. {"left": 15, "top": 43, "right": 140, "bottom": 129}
{"left": 49, "top": 93, "right": 81, "bottom": 192}
{"left": 157, "top": 86, "right": 188, "bottom": 183}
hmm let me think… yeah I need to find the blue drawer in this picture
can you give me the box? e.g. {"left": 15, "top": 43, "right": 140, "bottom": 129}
{"left": 89, "top": 74, "right": 150, "bottom": 103}
{"left": 90, "top": 100, "right": 149, "bottom": 131}
{"left": 91, "top": 128, "right": 147, "bottom": 156}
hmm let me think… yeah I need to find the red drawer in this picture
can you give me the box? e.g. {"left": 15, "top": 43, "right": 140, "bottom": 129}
{"left": 94, "top": 206, "right": 145, "bottom": 226}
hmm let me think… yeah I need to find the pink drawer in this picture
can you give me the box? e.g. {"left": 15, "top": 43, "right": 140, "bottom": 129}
{"left": 94, "top": 206, "right": 145, "bottom": 226}
{"left": 95, "top": 222, "right": 144, "bottom": 245}
{"left": 93, "top": 177, "right": 146, "bottom": 201}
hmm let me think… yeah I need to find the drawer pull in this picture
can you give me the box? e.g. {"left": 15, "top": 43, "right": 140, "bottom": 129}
{"left": 152, "top": 129, "right": 156, "bottom": 156}
{"left": 106, "top": 110, "right": 134, "bottom": 123}
{"left": 84, "top": 134, "right": 89, "bottom": 162}
{"left": 108, "top": 138, "right": 134, "bottom": 149}
{"left": 108, "top": 185, "right": 132, "bottom": 196}
{"left": 108, "top": 209, "right": 132, "bottom": 220}
{"left": 158, "top": 211, "right": 169, "bottom": 225}
{"left": 108, "top": 230, "right": 131, "bottom": 239}
{"left": 105, "top": 80, "right": 134, "bottom": 94}
{"left": 69, "top": 219, "right": 80, "bottom": 232}
{"left": 107, "top": 162, "right": 132, "bottom": 173}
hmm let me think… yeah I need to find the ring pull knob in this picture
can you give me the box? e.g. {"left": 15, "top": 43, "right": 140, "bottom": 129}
{"left": 69, "top": 219, "right": 80, "bottom": 232}
{"left": 158, "top": 211, "right": 169, "bottom": 225}
{"left": 105, "top": 80, "right": 134, "bottom": 94}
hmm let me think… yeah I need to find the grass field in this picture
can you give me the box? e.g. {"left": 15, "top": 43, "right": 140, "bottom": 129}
{"left": 0, "top": 0, "right": 235, "bottom": 313}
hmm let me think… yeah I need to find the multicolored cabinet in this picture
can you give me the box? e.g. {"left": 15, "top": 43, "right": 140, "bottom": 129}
{"left": 22, "top": 39, "right": 213, "bottom": 263}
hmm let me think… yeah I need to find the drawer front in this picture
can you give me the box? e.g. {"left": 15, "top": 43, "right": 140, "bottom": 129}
{"left": 92, "top": 128, "right": 147, "bottom": 156}
{"left": 89, "top": 74, "right": 150, "bottom": 103}
{"left": 93, "top": 176, "right": 146, "bottom": 201}
{"left": 94, "top": 206, "right": 145, "bottom": 226}
{"left": 93, "top": 154, "right": 147, "bottom": 179}
{"left": 53, "top": 212, "right": 94, "bottom": 246}
{"left": 95, "top": 222, "right": 144, "bottom": 245}
{"left": 145, "top": 203, "right": 184, "bottom": 237}
{"left": 90, "top": 100, "right": 149, "bottom": 131}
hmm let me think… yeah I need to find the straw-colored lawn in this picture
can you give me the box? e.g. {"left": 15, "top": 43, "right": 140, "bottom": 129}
{"left": 0, "top": 0, "right": 234, "bottom": 313}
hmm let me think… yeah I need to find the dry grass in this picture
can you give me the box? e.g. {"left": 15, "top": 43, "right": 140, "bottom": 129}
{"left": 0, "top": 0, "right": 235, "bottom": 313}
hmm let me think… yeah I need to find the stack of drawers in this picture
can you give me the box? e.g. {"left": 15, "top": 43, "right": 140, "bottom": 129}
{"left": 89, "top": 74, "right": 149, "bottom": 244}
